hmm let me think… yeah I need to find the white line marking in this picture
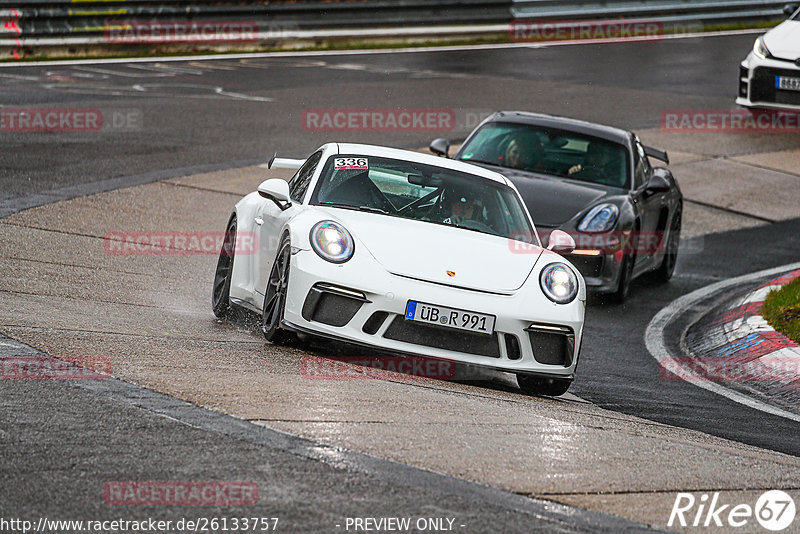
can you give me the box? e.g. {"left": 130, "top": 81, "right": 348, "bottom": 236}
{"left": 645, "top": 262, "right": 800, "bottom": 424}
{"left": 0, "top": 28, "right": 764, "bottom": 68}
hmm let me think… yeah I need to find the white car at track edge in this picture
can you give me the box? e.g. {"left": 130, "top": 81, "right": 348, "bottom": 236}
{"left": 737, "top": 4, "right": 800, "bottom": 111}
{"left": 211, "top": 143, "right": 586, "bottom": 396}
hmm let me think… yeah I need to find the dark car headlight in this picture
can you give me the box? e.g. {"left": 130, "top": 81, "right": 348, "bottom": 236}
{"left": 310, "top": 221, "right": 354, "bottom": 263}
{"left": 577, "top": 203, "right": 619, "bottom": 233}
{"left": 540, "top": 263, "right": 579, "bottom": 304}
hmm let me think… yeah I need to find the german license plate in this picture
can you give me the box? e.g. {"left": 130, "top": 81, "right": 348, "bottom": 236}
{"left": 405, "top": 301, "right": 495, "bottom": 335}
{"left": 776, "top": 76, "right": 800, "bottom": 91}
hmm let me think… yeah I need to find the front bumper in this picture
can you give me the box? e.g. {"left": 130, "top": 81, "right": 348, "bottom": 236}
{"left": 283, "top": 248, "right": 585, "bottom": 378}
{"left": 563, "top": 250, "right": 625, "bottom": 294}
{"left": 737, "top": 52, "right": 800, "bottom": 111}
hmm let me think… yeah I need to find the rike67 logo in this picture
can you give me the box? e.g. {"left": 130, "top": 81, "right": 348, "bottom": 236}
{"left": 669, "top": 490, "right": 796, "bottom": 531}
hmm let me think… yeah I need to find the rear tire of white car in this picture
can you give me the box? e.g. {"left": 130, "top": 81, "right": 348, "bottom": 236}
{"left": 516, "top": 374, "right": 572, "bottom": 397}
{"left": 212, "top": 215, "right": 237, "bottom": 319}
{"left": 262, "top": 235, "right": 294, "bottom": 345}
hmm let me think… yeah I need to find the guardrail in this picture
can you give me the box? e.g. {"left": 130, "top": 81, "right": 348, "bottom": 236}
{"left": 0, "top": 0, "right": 792, "bottom": 59}
{"left": 512, "top": 0, "right": 793, "bottom": 24}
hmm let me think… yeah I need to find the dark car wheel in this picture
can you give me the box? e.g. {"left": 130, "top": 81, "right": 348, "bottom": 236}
{"left": 654, "top": 208, "right": 681, "bottom": 283}
{"left": 262, "top": 235, "right": 294, "bottom": 344}
{"left": 612, "top": 250, "right": 635, "bottom": 303}
{"left": 212, "top": 216, "right": 237, "bottom": 319}
{"left": 517, "top": 374, "right": 572, "bottom": 397}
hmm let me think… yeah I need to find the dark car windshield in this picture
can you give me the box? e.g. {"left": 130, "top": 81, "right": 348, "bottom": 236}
{"left": 309, "top": 154, "right": 537, "bottom": 244}
{"left": 458, "top": 122, "right": 630, "bottom": 189}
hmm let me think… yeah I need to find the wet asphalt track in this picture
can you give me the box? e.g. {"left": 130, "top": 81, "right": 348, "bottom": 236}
{"left": 1, "top": 32, "right": 800, "bottom": 530}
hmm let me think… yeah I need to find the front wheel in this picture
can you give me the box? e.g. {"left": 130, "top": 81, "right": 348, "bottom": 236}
{"left": 654, "top": 208, "right": 681, "bottom": 283}
{"left": 611, "top": 251, "right": 634, "bottom": 303}
{"left": 262, "top": 235, "right": 294, "bottom": 344}
{"left": 517, "top": 374, "right": 572, "bottom": 397}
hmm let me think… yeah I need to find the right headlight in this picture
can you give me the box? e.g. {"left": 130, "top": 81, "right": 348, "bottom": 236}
{"left": 578, "top": 203, "right": 619, "bottom": 233}
{"left": 310, "top": 221, "right": 354, "bottom": 263}
{"left": 540, "top": 263, "right": 579, "bottom": 304}
{"left": 753, "top": 36, "right": 771, "bottom": 60}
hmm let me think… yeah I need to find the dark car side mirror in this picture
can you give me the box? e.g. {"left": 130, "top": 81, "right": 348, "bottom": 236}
{"left": 429, "top": 138, "right": 450, "bottom": 158}
{"left": 784, "top": 3, "right": 799, "bottom": 16}
{"left": 645, "top": 170, "right": 671, "bottom": 193}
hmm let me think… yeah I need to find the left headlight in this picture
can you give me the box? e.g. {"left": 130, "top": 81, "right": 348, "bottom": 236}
{"left": 753, "top": 36, "right": 771, "bottom": 60}
{"left": 310, "top": 221, "right": 354, "bottom": 263}
{"left": 540, "top": 263, "right": 579, "bottom": 304}
{"left": 578, "top": 203, "right": 619, "bottom": 232}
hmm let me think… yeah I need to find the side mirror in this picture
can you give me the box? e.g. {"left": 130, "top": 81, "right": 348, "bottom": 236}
{"left": 645, "top": 170, "right": 671, "bottom": 193}
{"left": 429, "top": 138, "right": 450, "bottom": 158}
{"left": 547, "top": 230, "right": 575, "bottom": 255}
{"left": 258, "top": 179, "right": 292, "bottom": 210}
{"left": 784, "top": 3, "right": 798, "bottom": 16}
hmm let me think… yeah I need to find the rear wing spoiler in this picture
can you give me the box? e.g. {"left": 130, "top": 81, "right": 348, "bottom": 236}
{"left": 268, "top": 153, "right": 305, "bottom": 170}
{"left": 644, "top": 146, "right": 669, "bottom": 165}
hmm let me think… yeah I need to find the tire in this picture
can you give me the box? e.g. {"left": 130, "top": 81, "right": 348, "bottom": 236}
{"left": 212, "top": 216, "right": 237, "bottom": 319}
{"left": 611, "top": 250, "right": 634, "bottom": 303}
{"left": 262, "top": 235, "right": 294, "bottom": 344}
{"left": 517, "top": 374, "right": 572, "bottom": 397}
{"left": 654, "top": 208, "right": 681, "bottom": 283}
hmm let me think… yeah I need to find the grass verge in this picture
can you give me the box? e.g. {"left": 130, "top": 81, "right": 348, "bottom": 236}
{"left": 762, "top": 277, "right": 800, "bottom": 344}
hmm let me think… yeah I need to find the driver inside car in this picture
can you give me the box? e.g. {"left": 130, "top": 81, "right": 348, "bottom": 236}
{"left": 568, "top": 141, "right": 617, "bottom": 182}
{"left": 443, "top": 190, "right": 486, "bottom": 228}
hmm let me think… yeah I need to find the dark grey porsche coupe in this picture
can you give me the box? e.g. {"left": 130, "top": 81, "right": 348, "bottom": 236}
{"left": 430, "top": 111, "right": 683, "bottom": 302}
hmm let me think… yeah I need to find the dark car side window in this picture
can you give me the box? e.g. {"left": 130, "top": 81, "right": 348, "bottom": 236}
{"left": 633, "top": 139, "right": 651, "bottom": 190}
{"left": 289, "top": 151, "right": 322, "bottom": 203}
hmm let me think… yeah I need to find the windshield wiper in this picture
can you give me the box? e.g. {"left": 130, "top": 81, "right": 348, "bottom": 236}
{"left": 461, "top": 158, "right": 505, "bottom": 169}
{"left": 319, "top": 202, "right": 390, "bottom": 215}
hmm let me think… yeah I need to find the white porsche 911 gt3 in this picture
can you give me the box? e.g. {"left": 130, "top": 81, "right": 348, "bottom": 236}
{"left": 212, "top": 143, "right": 586, "bottom": 396}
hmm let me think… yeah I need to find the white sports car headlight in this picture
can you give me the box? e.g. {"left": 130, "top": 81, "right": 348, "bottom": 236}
{"left": 310, "top": 221, "right": 354, "bottom": 263}
{"left": 540, "top": 263, "right": 579, "bottom": 304}
{"left": 753, "top": 36, "right": 771, "bottom": 60}
{"left": 578, "top": 203, "right": 619, "bottom": 232}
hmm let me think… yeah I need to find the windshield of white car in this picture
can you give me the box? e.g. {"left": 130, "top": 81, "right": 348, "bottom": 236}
{"left": 458, "top": 122, "right": 630, "bottom": 189}
{"left": 309, "top": 155, "right": 538, "bottom": 245}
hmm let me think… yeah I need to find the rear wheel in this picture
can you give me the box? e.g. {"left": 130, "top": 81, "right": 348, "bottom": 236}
{"left": 212, "top": 216, "right": 237, "bottom": 319}
{"left": 517, "top": 374, "right": 572, "bottom": 397}
{"left": 262, "top": 235, "right": 294, "bottom": 344}
{"left": 654, "top": 208, "right": 681, "bottom": 283}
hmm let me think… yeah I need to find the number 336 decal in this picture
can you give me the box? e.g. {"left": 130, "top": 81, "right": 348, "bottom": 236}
{"left": 334, "top": 157, "right": 368, "bottom": 170}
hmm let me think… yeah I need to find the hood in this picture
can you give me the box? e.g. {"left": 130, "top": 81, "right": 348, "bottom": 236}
{"left": 316, "top": 207, "right": 543, "bottom": 293}
{"left": 764, "top": 20, "right": 800, "bottom": 60}
{"left": 501, "top": 172, "right": 610, "bottom": 227}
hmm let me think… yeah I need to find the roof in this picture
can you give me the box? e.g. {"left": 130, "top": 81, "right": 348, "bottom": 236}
{"left": 482, "top": 111, "right": 632, "bottom": 146}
